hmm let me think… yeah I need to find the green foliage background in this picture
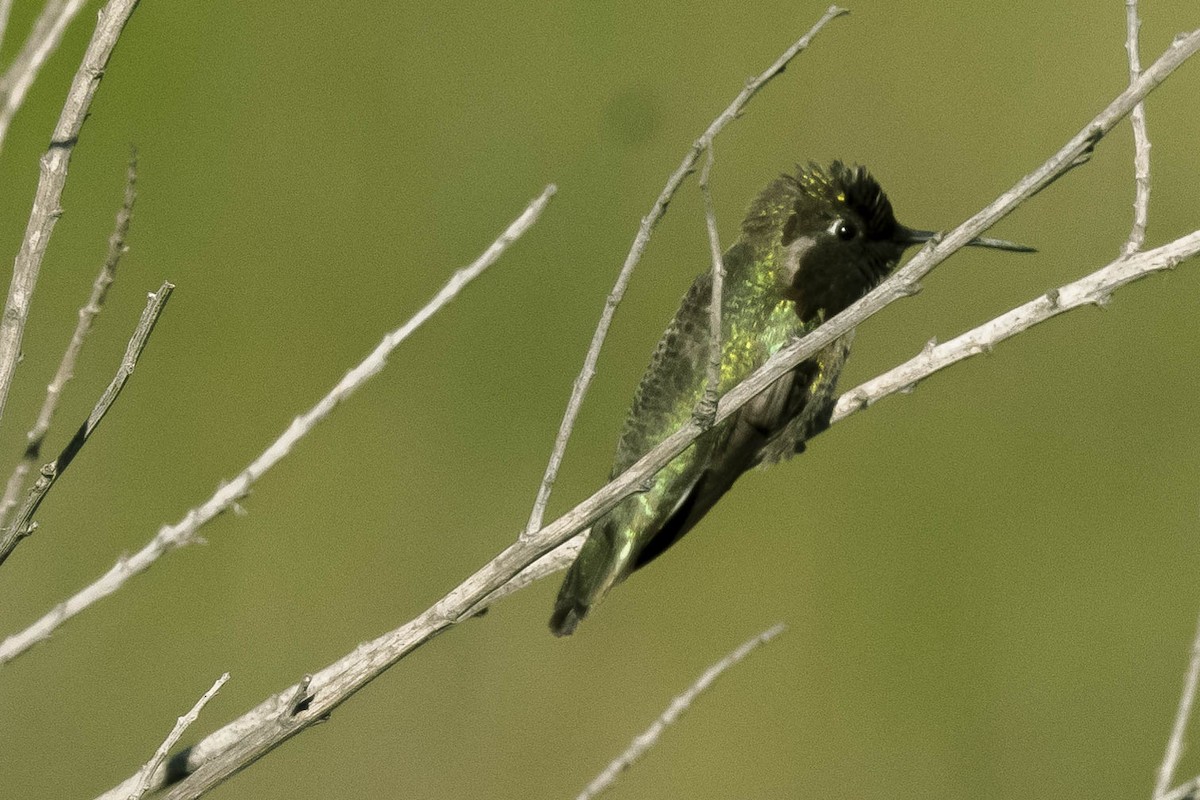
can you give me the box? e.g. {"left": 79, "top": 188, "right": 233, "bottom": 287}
{"left": 1, "top": 2, "right": 1199, "bottom": 798}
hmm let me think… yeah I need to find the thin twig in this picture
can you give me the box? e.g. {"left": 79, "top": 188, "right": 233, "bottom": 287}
{"left": 0, "top": 0, "right": 141, "bottom": 433}
{"left": 0, "top": 0, "right": 16, "bottom": 60}
{"left": 1154, "top": 609, "right": 1200, "bottom": 799}
{"left": 0, "top": 0, "right": 88, "bottom": 158}
{"left": 1162, "top": 774, "right": 1200, "bottom": 800}
{"left": 127, "top": 673, "right": 230, "bottom": 800}
{"left": 693, "top": 144, "right": 724, "bottom": 429}
{"left": 521, "top": 5, "right": 849, "bottom": 537}
{"left": 576, "top": 624, "right": 785, "bottom": 800}
{"left": 0, "top": 280, "right": 172, "bottom": 566}
{"left": 1123, "top": 0, "right": 1151, "bottom": 256}
{"left": 0, "top": 152, "right": 138, "bottom": 533}
{"left": 92, "top": 31, "right": 1200, "bottom": 798}
{"left": 830, "top": 229, "right": 1200, "bottom": 425}
{"left": 0, "top": 185, "right": 555, "bottom": 666}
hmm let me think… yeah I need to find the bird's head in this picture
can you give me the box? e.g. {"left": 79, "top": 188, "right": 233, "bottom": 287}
{"left": 749, "top": 161, "right": 1033, "bottom": 323}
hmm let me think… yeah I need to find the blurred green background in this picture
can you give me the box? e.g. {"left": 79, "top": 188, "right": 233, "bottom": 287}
{"left": 0, "top": 1, "right": 1198, "bottom": 798}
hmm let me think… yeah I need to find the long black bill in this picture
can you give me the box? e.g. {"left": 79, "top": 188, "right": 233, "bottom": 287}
{"left": 900, "top": 226, "right": 1036, "bottom": 253}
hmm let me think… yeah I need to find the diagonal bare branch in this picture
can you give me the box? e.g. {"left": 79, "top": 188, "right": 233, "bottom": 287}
{"left": 0, "top": 185, "right": 556, "bottom": 665}
{"left": 0, "top": 0, "right": 142, "bottom": 435}
{"left": 577, "top": 624, "right": 785, "bottom": 800}
{"left": 831, "top": 229, "right": 1200, "bottom": 424}
{"left": 0, "top": 0, "right": 15, "bottom": 60}
{"left": 0, "top": 0, "right": 89, "bottom": 158}
{"left": 0, "top": 280, "right": 172, "bottom": 566}
{"left": 0, "top": 152, "right": 138, "bottom": 533}
{"left": 127, "top": 673, "right": 230, "bottom": 800}
{"left": 1154, "top": 608, "right": 1200, "bottom": 800}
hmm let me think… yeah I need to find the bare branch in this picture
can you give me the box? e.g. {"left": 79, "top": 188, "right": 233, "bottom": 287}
{"left": 128, "top": 673, "right": 230, "bottom": 800}
{"left": 1154, "top": 610, "right": 1200, "bottom": 799}
{"left": 830, "top": 229, "right": 1200, "bottom": 424}
{"left": 1162, "top": 775, "right": 1200, "bottom": 800}
{"left": 0, "top": 152, "right": 138, "bottom": 532}
{"left": 92, "top": 30, "right": 1200, "bottom": 799}
{"left": 0, "top": 185, "right": 556, "bottom": 666}
{"left": 522, "top": 5, "right": 849, "bottom": 537}
{"left": 577, "top": 624, "right": 785, "bottom": 800}
{"left": 692, "top": 144, "right": 724, "bottom": 429}
{"left": 0, "top": 0, "right": 141, "bottom": 433}
{"left": 0, "top": 0, "right": 88, "bottom": 158}
{"left": 0, "top": 0, "right": 15, "bottom": 60}
{"left": 0, "top": 280, "right": 172, "bottom": 566}
{"left": 1123, "top": 0, "right": 1151, "bottom": 256}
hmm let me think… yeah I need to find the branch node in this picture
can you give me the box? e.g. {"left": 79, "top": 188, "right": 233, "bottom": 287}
{"left": 845, "top": 389, "right": 869, "bottom": 411}
{"left": 692, "top": 397, "right": 718, "bottom": 431}
{"left": 967, "top": 343, "right": 987, "bottom": 357}
{"left": 282, "top": 675, "right": 314, "bottom": 720}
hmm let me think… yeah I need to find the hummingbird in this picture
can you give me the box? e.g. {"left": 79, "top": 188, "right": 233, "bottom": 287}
{"left": 549, "top": 161, "right": 1033, "bottom": 637}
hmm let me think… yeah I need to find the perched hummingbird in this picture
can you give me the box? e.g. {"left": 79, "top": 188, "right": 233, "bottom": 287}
{"left": 549, "top": 161, "right": 1032, "bottom": 636}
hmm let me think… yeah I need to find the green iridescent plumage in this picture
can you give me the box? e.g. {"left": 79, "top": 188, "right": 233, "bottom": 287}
{"left": 549, "top": 161, "right": 1031, "bottom": 636}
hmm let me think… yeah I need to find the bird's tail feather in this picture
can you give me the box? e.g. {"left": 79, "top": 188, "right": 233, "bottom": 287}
{"left": 549, "top": 522, "right": 629, "bottom": 637}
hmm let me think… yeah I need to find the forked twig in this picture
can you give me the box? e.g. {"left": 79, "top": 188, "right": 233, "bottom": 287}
{"left": 0, "top": 185, "right": 556, "bottom": 665}
{"left": 0, "top": 281, "right": 173, "bottom": 566}
{"left": 0, "top": 152, "right": 138, "bottom": 532}
{"left": 0, "top": 0, "right": 142, "bottom": 433}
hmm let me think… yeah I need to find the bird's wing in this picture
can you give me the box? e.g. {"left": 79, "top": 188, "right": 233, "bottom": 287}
{"left": 632, "top": 333, "right": 853, "bottom": 570}
{"left": 551, "top": 268, "right": 721, "bottom": 635}
{"left": 755, "top": 332, "right": 853, "bottom": 466}
{"left": 610, "top": 269, "right": 715, "bottom": 478}
{"left": 631, "top": 366, "right": 802, "bottom": 569}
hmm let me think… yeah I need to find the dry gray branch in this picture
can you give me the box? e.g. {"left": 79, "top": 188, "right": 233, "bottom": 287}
{"left": 0, "top": 152, "right": 137, "bottom": 532}
{"left": 1155, "top": 609, "right": 1200, "bottom": 799}
{"left": 1162, "top": 774, "right": 1200, "bottom": 800}
{"left": 0, "top": 0, "right": 141, "bottom": 434}
{"left": 692, "top": 144, "right": 724, "bottom": 429}
{"left": 93, "top": 27, "right": 1200, "bottom": 800}
{"left": 0, "top": 280, "right": 172, "bottom": 566}
{"left": 0, "top": 185, "right": 556, "bottom": 665}
{"left": 0, "top": 0, "right": 89, "bottom": 158}
{"left": 830, "top": 229, "right": 1200, "bottom": 424}
{"left": 0, "top": 0, "right": 15, "bottom": 59}
{"left": 128, "top": 673, "right": 230, "bottom": 800}
{"left": 1123, "top": 0, "right": 1151, "bottom": 256}
{"left": 576, "top": 624, "right": 785, "bottom": 800}
{"left": 521, "top": 5, "right": 849, "bottom": 537}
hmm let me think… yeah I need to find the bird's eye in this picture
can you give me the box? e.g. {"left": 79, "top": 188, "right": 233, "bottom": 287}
{"left": 830, "top": 219, "right": 858, "bottom": 241}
